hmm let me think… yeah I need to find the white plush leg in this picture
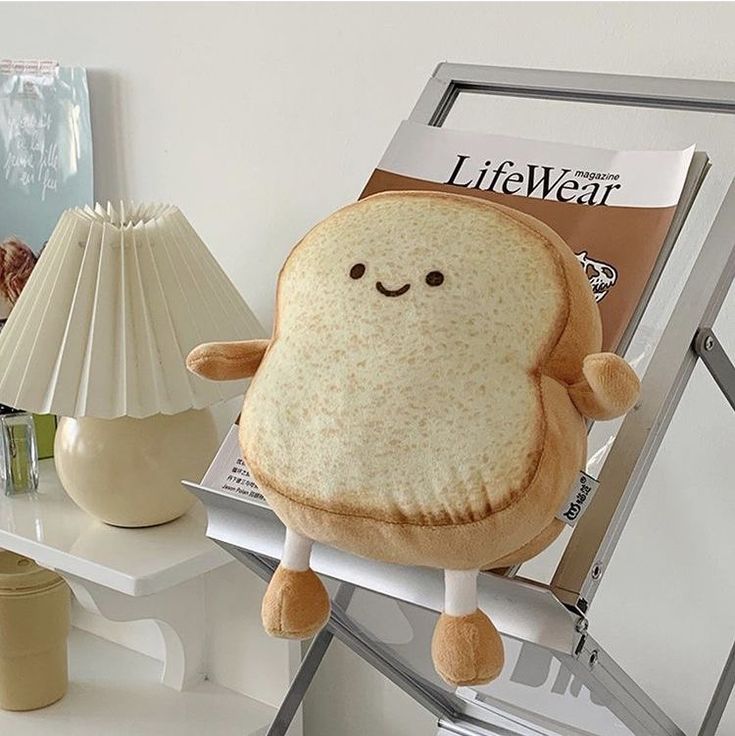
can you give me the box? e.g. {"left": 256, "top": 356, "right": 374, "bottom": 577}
{"left": 444, "top": 569, "right": 479, "bottom": 616}
{"left": 282, "top": 527, "right": 314, "bottom": 572}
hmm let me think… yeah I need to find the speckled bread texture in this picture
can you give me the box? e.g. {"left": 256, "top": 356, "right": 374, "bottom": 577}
{"left": 240, "top": 191, "right": 600, "bottom": 570}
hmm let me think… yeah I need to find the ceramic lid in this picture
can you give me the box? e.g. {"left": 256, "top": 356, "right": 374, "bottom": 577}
{"left": 0, "top": 549, "right": 62, "bottom": 593}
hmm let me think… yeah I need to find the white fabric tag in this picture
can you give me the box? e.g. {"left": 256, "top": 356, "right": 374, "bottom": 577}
{"left": 556, "top": 471, "right": 600, "bottom": 526}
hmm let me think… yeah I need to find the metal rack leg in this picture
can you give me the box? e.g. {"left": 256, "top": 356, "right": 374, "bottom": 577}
{"left": 699, "top": 637, "right": 735, "bottom": 736}
{"left": 265, "top": 627, "right": 334, "bottom": 736}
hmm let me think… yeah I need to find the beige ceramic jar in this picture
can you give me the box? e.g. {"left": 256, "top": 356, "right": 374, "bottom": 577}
{"left": 0, "top": 550, "right": 70, "bottom": 711}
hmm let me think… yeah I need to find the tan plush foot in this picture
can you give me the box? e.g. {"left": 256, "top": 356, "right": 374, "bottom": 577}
{"left": 261, "top": 566, "right": 330, "bottom": 639}
{"left": 431, "top": 609, "right": 504, "bottom": 686}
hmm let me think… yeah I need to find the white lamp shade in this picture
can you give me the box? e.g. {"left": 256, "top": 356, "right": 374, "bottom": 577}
{"left": 0, "top": 202, "right": 265, "bottom": 418}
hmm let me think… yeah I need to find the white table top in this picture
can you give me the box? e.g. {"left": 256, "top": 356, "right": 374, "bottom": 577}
{"left": 0, "top": 460, "right": 231, "bottom": 596}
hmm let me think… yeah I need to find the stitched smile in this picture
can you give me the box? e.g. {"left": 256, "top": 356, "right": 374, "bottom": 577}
{"left": 376, "top": 281, "right": 410, "bottom": 297}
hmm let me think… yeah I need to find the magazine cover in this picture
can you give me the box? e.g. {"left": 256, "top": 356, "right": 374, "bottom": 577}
{"left": 0, "top": 61, "right": 93, "bottom": 322}
{"left": 361, "top": 120, "right": 695, "bottom": 352}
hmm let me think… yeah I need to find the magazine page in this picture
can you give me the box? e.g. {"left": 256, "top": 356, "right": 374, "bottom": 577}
{"left": 362, "top": 120, "right": 695, "bottom": 352}
{"left": 200, "top": 421, "right": 269, "bottom": 508}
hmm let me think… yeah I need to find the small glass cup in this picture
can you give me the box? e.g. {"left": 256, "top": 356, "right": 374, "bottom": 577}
{"left": 0, "top": 407, "right": 39, "bottom": 496}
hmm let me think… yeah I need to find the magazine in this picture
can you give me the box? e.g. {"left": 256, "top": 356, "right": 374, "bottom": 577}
{"left": 361, "top": 120, "right": 697, "bottom": 352}
{"left": 0, "top": 62, "right": 93, "bottom": 289}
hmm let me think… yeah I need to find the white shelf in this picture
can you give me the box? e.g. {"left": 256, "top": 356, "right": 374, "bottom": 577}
{"left": 0, "top": 460, "right": 236, "bottom": 690}
{"left": 0, "top": 629, "right": 275, "bottom": 736}
{"left": 0, "top": 459, "right": 231, "bottom": 596}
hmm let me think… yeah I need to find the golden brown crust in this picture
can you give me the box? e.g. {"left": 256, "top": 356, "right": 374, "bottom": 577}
{"left": 250, "top": 375, "right": 585, "bottom": 570}
{"left": 484, "top": 519, "right": 565, "bottom": 570}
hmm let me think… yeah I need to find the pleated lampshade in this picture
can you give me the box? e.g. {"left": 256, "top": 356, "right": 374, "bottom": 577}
{"left": 0, "top": 202, "right": 264, "bottom": 419}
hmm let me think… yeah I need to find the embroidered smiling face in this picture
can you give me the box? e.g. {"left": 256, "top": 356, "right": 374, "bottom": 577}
{"left": 348, "top": 260, "right": 444, "bottom": 297}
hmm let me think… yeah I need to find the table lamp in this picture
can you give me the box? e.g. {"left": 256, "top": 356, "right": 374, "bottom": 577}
{"left": 0, "top": 202, "right": 264, "bottom": 527}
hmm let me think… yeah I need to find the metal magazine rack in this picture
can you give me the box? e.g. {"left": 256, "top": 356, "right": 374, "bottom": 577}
{"left": 185, "top": 64, "right": 735, "bottom": 736}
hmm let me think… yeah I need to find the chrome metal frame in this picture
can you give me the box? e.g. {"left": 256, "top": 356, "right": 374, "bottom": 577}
{"left": 188, "top": 63, "right": 735, "bottom": 735}
{"left": 551, "top": 180, "right": 735, "bottom": 613}
{"left": 407, "top": 63, "right": 735, "bottom": 618}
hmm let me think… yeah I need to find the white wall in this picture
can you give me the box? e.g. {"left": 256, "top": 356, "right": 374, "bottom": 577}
{"left": 3, "top": 2, "right": 735, "bottom": 735}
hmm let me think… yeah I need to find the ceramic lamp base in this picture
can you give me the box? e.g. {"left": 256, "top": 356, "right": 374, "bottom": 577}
{"left": 54, "top": 408, "right": 220, "bottom": 527}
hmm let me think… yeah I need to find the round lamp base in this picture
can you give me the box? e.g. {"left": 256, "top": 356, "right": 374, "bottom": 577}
{"left": 54, "top": 408, "right": 220, "bottom": 527}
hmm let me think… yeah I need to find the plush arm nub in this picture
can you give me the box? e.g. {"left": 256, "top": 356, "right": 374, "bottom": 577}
{"left": 568, "top": 352, "right": 640, "bottom": 421}
{"left": 186, "top": 339, "right": 270, "bottom": 381}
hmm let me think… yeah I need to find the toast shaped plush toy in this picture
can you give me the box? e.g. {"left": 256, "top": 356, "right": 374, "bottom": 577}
{"left": 187, "top": 191, "right": 639, "bottom": 686}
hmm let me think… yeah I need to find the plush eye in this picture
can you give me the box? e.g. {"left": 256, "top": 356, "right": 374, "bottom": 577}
{"left": 425, "top": 270, "right": 444, "bottom": 287}
{"left": 349, "top": 263, "right": 366, "bottom": 280}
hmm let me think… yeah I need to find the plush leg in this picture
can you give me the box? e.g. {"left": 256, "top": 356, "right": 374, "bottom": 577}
{"left": 431, "top": 569, "right": 504, "bottom": 686}
{"left": 261, "top": 528, "right": 331, "bottom": 639}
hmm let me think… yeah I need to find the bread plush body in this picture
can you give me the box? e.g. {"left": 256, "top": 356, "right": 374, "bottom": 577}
{"left": 239, "top": 192, "right": 599, "bottom": 570}
{"left": 187, "top": 191, "right": 639, "bottom": 685}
